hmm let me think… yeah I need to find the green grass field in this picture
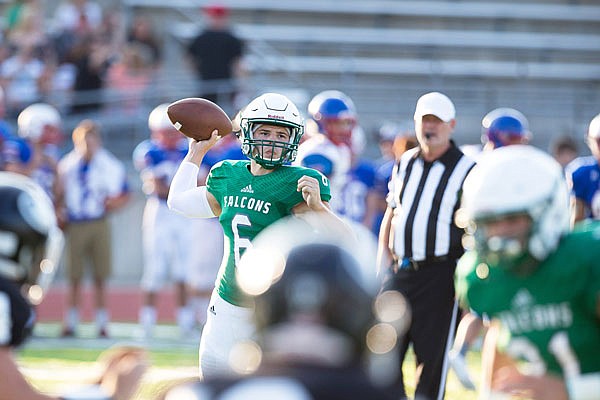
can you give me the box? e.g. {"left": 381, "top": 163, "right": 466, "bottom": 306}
{"left": 17, "top": 323, "right": 481, "bottom": 400}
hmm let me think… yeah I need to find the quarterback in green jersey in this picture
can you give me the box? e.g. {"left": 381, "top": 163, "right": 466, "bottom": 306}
{"left": 455, "top": 145, "right": 600, "bottom": 400}
{"left": 168, "top": 93, "right": 348, "bottom": 379}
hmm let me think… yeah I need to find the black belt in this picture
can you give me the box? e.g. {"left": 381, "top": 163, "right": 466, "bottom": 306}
{"left": 398, "top": 255, "right": 451, "bottom": 271}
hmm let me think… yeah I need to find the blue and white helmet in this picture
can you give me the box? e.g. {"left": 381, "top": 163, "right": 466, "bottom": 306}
{"left": 308, "top": 90, "right": 357, "bottom": 145}
{"left": 481, "top": 108, "right": 530, "bottom": 148}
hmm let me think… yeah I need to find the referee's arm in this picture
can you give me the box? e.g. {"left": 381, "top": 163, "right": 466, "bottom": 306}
{"left": 377, "top": 206, "right": 395, "bottom": 277}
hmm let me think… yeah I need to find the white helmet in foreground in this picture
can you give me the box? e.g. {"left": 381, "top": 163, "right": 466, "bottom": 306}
{"left": 17, "top": 103, "right": 61, "bottom": 141}
{"left": 458, "top": 145, "right": 569, "bottom": 268}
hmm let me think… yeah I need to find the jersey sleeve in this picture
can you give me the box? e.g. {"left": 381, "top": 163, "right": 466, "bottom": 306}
{"left": 206, "top": 160, "right": 228, "bottom": 206}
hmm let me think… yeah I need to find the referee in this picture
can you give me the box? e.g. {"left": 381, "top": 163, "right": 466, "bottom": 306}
{"left": 377, "top": 92, "right": 475, "bottom": 400}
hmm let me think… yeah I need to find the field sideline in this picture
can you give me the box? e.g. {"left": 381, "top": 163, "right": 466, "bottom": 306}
{"left": 17, "top": 323, "right": 480, "bottom": 400}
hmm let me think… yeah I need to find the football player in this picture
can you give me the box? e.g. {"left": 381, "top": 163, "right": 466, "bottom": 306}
{"left": 455, "top": 145, "right": 600, "bottom": 400}
{"left": 0, "top": 172, "right": 147, "bottom": 400}
{"left": 133, "top": 104, "right": 197, "bottom": 339}
{"left": 167, "top": 92, "right": 349, "bottom": 379}
{"left": 162, "top": 219, "right": 409, "bottom": 399}
{"left": 449, "top": 107, "right": 532, "bottom": 390}
{"left": 294, "top": 90, "right": 355, "bottom": 214}
{"left": 2, "top": 103, "right": 65, "bottom": 225}
{"left": 566, "top": 113, "right": 600, "bottom": 226}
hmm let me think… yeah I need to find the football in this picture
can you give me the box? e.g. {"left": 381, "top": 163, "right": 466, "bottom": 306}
{"left": 166, "top": 98, "right": 233, "bottom": 141}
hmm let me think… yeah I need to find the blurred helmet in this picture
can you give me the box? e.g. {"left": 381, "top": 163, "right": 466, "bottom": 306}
{"left": 0, "top": 172, "right": 64, "bottom": 304}
{"left": 148, "top": 103, "right": 173, "bottom": 131}
{"left": 308, "top": 90, "right": 357, "bottom": 146}
{"left": 481, "top": 108, "right": 530, "bottom": 148}
{"left": 148, "top": 103, "right": 182, "bottom": 149}
{"left": 457, "top": 145, "right": 569, "bottom": 271}
{"left": 588, "top": 113, "right": 600, "bottom": 140}
{"left": 236, "top": 218, "right": 410, "bottom": 369}
{"left": 17, "top": 103, "right": 62, "bottom": 143}
{"left": 239, "top": 93, "right": 304, "bottom": 168}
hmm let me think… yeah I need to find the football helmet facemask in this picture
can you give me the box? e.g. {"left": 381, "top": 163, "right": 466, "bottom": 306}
{"left": 0, "top": 172, "right": 64, "bottom": 304}
{"left": 481, "top": 108, "right": 530, "bottom": 148}
{"left": 457, "top": 145, "right": 569, "bottom": 273}
{"left": 239, "top": 93, "right": 304, "bottom": 169}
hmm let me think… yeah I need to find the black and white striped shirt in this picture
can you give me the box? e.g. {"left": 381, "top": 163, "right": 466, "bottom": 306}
{"left": 387, "top": 142, "right": 475, "bottom": 262}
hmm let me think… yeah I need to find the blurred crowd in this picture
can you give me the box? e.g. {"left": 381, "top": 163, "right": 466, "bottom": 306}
{"left": 0, "top": 0, "right": 162, "bottom": 119}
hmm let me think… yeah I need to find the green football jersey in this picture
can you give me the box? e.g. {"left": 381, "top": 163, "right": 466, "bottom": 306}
{"left": 207, "top": 160, "right": 331, "bottom": 306}
{"left": 456, "top": 224, "right": 600, "bottom": 377}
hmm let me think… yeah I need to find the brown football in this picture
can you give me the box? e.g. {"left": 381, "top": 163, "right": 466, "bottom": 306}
{"left": 166, "top": 98, "right": 233, "bottom": 141}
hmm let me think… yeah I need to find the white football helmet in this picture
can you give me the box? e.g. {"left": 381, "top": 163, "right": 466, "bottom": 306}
{"left": 17, "top": 103, "right": 61, "bottom": 141}
{"left": 148, "top": 103, "right": 173, "bottom": 131}
{"left": 239, "top": 93, "right": 304, "bottom": 168}
{"left": 459, "top": 145, "right": 570, "bottom": 269}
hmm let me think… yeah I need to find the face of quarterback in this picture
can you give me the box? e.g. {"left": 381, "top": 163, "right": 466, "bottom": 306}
{"left": 252, "top": 124, "right": 292, "bottom": 162}
{"left": 415, "top": 114, "right": 455, "bottom": 150}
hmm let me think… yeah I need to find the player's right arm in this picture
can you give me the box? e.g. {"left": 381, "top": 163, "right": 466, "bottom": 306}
{"left": 167, "top": 131, "right": 221, "bottom": 217}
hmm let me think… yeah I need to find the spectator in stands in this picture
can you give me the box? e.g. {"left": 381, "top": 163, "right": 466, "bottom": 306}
{"left": 4, "top": 0, "right": 28, "bottom": 32}
{"left": 53, "top": 0, "right": 103, "bottom": 36}
{"left": 127, "top": 15, "right": 162, "bottom": 68}
{"left": 186, "top": 3, "right": 245, "bottom": 112}
{"left": 69, "top": 34, "right": 113, "bottom": 114}
{"left": 551, "top": 135, "right": 579, "bottom": 170}
{"left": 5, "top": 0, "right": 47, "bottom": 54}
{"left": 0, "top": 43, "right": 46, "bottom": 117}
{"left": 58, "top": 119, "right": 130, "bottom": 338}
{"left": 105, "top": 42, "right": 154, "bottom": 114}
{"left": 566, "top": 113, "right": 600, "bottom": 226}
